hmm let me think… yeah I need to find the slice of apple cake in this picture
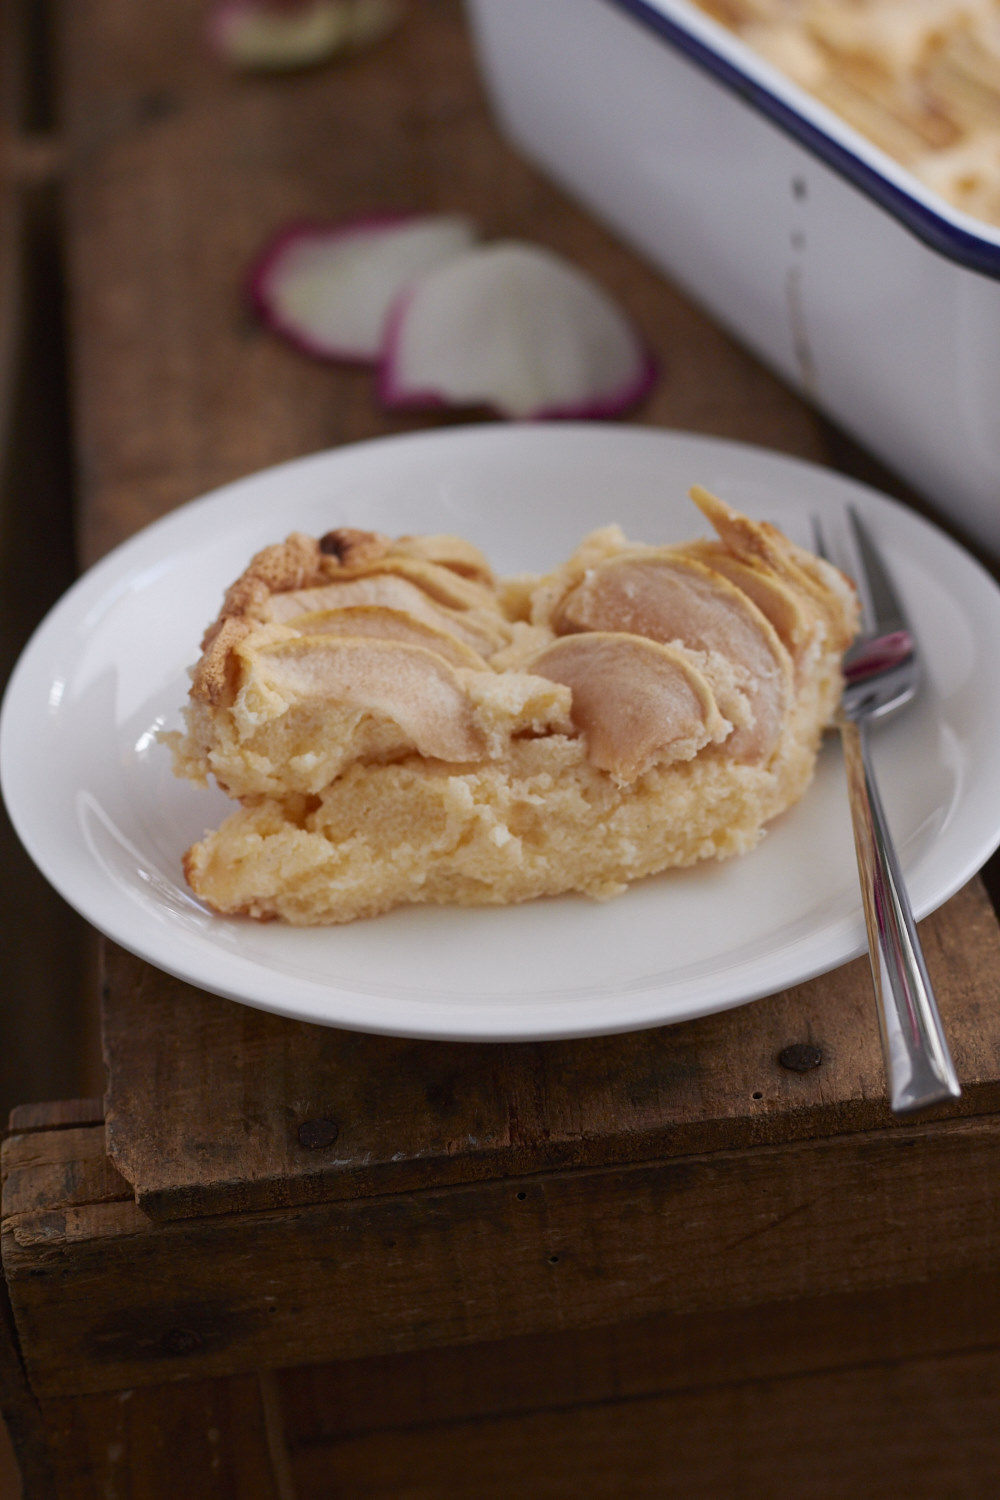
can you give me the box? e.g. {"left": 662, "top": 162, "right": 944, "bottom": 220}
{"left": 165, "top": 488, "right": 858, "bottom": 924}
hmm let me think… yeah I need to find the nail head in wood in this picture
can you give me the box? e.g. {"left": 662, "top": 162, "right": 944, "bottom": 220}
{"left": 778, "top": 1043, "right": 823, "bottom": 1073}
{"left": 297, "top": 1118, "right": 340, "bottom": 1150}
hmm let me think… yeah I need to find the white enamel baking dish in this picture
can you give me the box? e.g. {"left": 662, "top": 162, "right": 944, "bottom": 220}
{"left": 465, "top": 0, "right": 1000, "bottom": 559}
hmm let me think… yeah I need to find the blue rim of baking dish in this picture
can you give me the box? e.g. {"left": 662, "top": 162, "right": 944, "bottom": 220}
{"left": 604, "top": 0, "right": 1000, "bottom": 281}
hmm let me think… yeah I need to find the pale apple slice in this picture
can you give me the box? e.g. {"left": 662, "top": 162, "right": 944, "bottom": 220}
{"left": 379, "top": 241, "right": 657, "bottom": 419}
{"left": 249, "top": 212, "right": 477, "bottom": 361}
{"left": 253, "top": 636, "right": 484, "bottom": 762}
{"left": 554, "top": 555, "right": 792, "bottom": 763}
{"left": 268, "top": 573, "right": 511, "bottom": 655}
{"left": 281, "top": 605, "right": 489, "bottom": 668}
{"left": 690, "top": 485, "right": 858, "bottom": 656}
{"left": 685, "top": 542, "right": 815, "bottom": 669}
{"left": 530, "top": 632, "right": 728, "bottom": 783}
{"left": 390, "top": 532, "right": 495, "bottom": 583}
{"left": 329, "top": 555, "right": 499, "bottom": 612}
{"left": 267, "top": 555, "right": 498, "bottom": 613}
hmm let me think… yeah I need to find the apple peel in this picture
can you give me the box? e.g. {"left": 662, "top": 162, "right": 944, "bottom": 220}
{"left": 249, "top": 213, "right": 478, "bottom": 363}
{"left": 378, "top": 241, "right": 657, "bottom": 420}
{"left": 209, "top": 0, "right": 404, "bottom": 72}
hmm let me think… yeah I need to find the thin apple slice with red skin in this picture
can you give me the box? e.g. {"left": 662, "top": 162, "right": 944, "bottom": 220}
{"left": 379, "top": 241, "right": 658, "bottom": 419}
{"left": 249, "top": 212, "right": 477, "bottom": 362}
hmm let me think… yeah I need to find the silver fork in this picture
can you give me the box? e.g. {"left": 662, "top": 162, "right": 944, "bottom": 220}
{"left": 816, "top": 507, "right": 961, "bottom": 1115}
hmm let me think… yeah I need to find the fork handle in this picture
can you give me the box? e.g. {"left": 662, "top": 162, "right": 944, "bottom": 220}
{"left": 838, "top": 715, "right": 962, "bottom": 1114}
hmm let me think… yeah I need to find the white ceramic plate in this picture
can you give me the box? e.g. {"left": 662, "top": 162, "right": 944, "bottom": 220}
{"left": 4, "top": 425, "right": 1000, "bottom": 1041}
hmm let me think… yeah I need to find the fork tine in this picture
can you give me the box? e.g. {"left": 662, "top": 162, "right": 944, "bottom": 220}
{"left": 847, "top": 506, "right": 909, "bottom": 637}
{"left": 810, "top": 515, "right": 829, "bottom": 562}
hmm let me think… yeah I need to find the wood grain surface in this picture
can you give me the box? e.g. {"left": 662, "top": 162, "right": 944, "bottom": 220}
{"left": 6, "top": 1107, "right": 1000, "bottom": 1398}
{"left": 22, "top": 1275, "right": 1000, "bottom": 1499}
{"left": 55, "top": 0, "right": 836, "bottom": 567}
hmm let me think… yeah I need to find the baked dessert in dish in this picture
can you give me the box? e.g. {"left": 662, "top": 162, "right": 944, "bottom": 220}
{"left": 692, "top": 0, "right": 1000, "bottom": 226}
{"left": 165, "top": 488, "right": 859, "bottom": 925}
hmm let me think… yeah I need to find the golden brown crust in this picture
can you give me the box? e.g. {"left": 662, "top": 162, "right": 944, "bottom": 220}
{"left": 191, "top": 615, "right": 253, "bottom": 706}
{"left": 202, "top": 528, "right": 498, "bottom": 652}
{"left": 232, "top": 531, "right": 325, "bottom": 597}
{"left": 317, "top": 527, "right": 392, "bottom": 568}
{"left": 207, "top": 529, "right": 393, "bottom": 640}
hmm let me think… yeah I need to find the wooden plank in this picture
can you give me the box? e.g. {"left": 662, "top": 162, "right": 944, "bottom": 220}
{"left": 276, "top": 1267, "right": 1000, "bottom": 1445}
{"left": 0, "top": 1119, "right": 133, "bottom": 1480}
{"left": 1, "top": 0, "right": 103, "bottom": 1132}
{"left": 33, "top": 1273, "right": 997, "bottom": 1499}
{"left": 100, "top": 879, "right": 1000, "bottom": 1222}
{"left": 1, "top": 6, "right": 64, "bottom": 1486}
{"left": 0, "top": 0, "right": 29, "bottom": 514}
{"left": 22, "top": 1272, "right": 1000, "bottom": 1499}
{"left": 1, "top": 1271, "right": 52, "bottom": 1500}
{"left": 40, "top": 1374, "right": 289, "bottom": 1500}
{"left": 7, "top": 1100, "right": 104, "bottom": 1135}
{"left": 2, "top": 1126, "right": 131, "bottom": 1219}
{"left": 0, "top": 171, "right": 22, "bottom": 481}
{"left": 4, "top": 1114, "right": 1000, "bottom": 1398}
{"left": 284, "top": 1344, "right": 1000, "bottom": 1499}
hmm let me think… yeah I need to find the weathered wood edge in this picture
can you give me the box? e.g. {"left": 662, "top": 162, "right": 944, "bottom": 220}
{"left": 274, "top": 1264, "right": 1000, "bottom": 1444}
{"left": 4, "top": 1112, "right": 1000, "bottom": 1398}
{"left": 0, "top": 1273, "right": 54, "bottom": 1500}
{"left": 2, "top": 1125, "right": 131, "bottom": 1221}
{"left": 98, "top": 878, "right": 1000, "bottom": 1223}
{"left": 0, "top": 1119, "right": 57, "bottom": 1497}
{"left": 118, "top": 1072, "right": 1000, "bottom": 1225}
{"left": 7, "top": 1100, "right": 104, "bottom": 1136}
